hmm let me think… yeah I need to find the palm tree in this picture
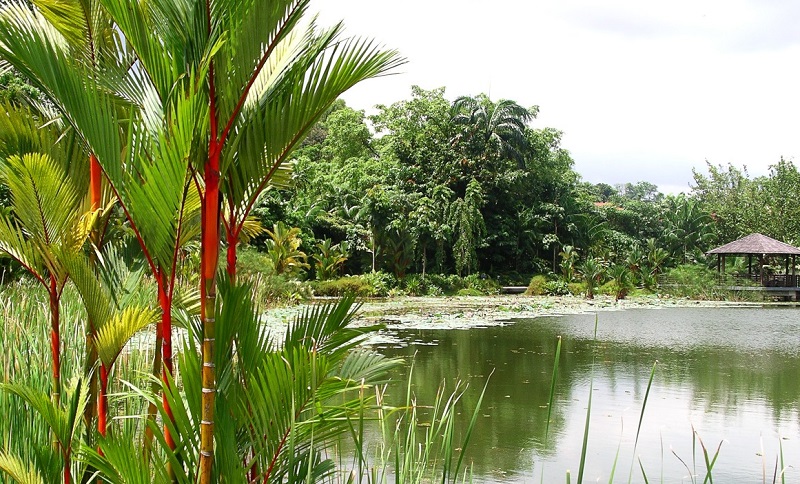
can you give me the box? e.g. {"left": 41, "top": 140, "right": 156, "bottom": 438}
{"left": 0, "top": 149, "right": 90, "bottom": 404}
{"left": 579, "top": 257, "right": 605, "bottom": 299}
{"left": 265, "top": 222, "right": 310, "bottom": 277}
{"left": 0, "top": 1, "right": 403, "bottom": 477}
{"left": 451, "top": 94, "right": 535, "bottom": 167}
{"left": 0, "top": 152, "right": 91, "bottom": 481}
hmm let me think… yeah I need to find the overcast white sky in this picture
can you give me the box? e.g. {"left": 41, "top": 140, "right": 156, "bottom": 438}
{"left": 309, "top": 0, "right": 800, "bottom": 194}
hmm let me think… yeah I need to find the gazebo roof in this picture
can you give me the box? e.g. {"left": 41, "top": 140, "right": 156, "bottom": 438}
{"left": 706, "top": 233, "right": 800, "bottom": 255}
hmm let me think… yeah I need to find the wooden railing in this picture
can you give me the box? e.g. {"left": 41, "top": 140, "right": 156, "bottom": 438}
{"left": 719, "top": 274, "right": 800, "bottom": 288}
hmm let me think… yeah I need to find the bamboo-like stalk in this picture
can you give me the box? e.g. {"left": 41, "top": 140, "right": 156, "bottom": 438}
{"left": 198, "top": 58, "right": 220, "bottom": 482}
{"left": 48, "top": 275, "right": 61, "bottom": 405}
{"left": 157, "top": 276, "right": 176, "bottom": 451}
{"left": 226, "top": 228, "right": 237, "bottom": 282}
{"left": 86, "top": 152, "right": 102, "bottom": 441}
{"left": 98, "top": 363, "right": 109, "bottom": 439}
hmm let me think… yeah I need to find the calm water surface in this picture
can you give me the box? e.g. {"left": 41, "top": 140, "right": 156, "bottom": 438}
{"left": 373, "top": 307, "right": 800, "bottom": 483}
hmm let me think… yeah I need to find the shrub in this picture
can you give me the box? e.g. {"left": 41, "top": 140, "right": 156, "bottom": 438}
{"left": 236, "top": 246, "right": 275, "bottom": 277}
{"left": 425, "top": 274, "right": 453, "bottom": 294}
{"left": 361, "top": 271, "right": 398, "bottom": 297}
{"left": 248, "top": 274, "right": 309, "bottom": 305}
{"left": 312, "top": 276, "right": 374, "bottom": 297}
{"left": 403, "top": 274, "right": 426, "bottom": 296}
{"left": 662, "top": 264, "right": 725, "bottom": 300}
{"left": 462, "top": 273, "right": 501, "bottom": 295}
{"left": 543, "top": 280, "right": 569, "bottom": 296}
{"left": 525, "top": 275, "right": 548, "bottom": 296}
{"left": 568, "top": 282, "right": 586, "bottom": 296}
{"left": 426, "top": 285, "right": 444, "bottom": 296}
{"left": 456, "top": 288, "right": 483, "bottom": 296}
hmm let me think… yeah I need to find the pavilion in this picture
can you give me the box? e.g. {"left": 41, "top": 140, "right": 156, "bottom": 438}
{"left": 706, "top": 233, "right": 800, "bottom": 289}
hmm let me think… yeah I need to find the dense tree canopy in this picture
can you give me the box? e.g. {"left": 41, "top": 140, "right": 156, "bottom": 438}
{"left": 239, "top": 85, "right": 800, "bottom": 283}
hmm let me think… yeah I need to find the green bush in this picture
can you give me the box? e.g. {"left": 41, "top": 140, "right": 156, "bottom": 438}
{"left": 525, "top": 275, "right": 548, "bottom": 296}
{"left": 462, "top": 274, "right": 501, "bottom": 295}
{"left": 568, "top": 282, "right": 586, "bottom": 296}
{"left": 456, "top": 288, "right": 483, "bottom": 296}
{"left": 425, "top": 273, "right": 461, "bottom": 295}
{"left": 403, "top": 274, "right": 426, "bottom": 296}
{"left": 597, "top": 280, "right": 617, "bottom": 296}
{"left": 662, "top": 264, "right": 725, "bottom": 300}
{"left": 543, "top": 280, "right": 569, "bottom": 296}
{"left": 236, "top": 246, "right": 274, "bottom": 277}
{"left": 361, "top": 271, "right": 398, "bottom": 297}
{"left": 312, "top": 276, "right": 374, "bottom": 297}
{"left": 426, "top": 285, "right": 444, "bottom": 296}
{"left": 247, "top": 273, "right": 309, "bottom": 305}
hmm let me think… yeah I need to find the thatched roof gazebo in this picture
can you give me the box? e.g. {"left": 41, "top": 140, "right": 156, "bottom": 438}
{"left": 707, "top": 233, "right": 800, "bottom": 287}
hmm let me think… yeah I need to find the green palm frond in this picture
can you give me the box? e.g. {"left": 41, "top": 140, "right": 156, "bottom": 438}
{"left": 120, "top": 373, "right": 196, "bottom": 483}
{"left": 285, "top": 295, "right": 383, "bottom": 359}
{"left": 28, "top": 0, "right": 87, "bottom": 50}
{"left": 62, "top": 251, "right": 113, "bottom": 328}
{"left": 338, "top": 349, "right": 401, "bottom": 385}
{"left": 0, "top": 3, "right": 124, "bottom": 169}
{"left": 0, "top": 453, "right": 45, "bottom": 484}
{"left": 235, "top": 216, "right": 265, "bottom": 245}
{"left": 220, "top": 15, "right": 404, "bottom": 231}
{"left": 0, "top": 214, "right": 45, "bottom": 282}
{"left": 96, "top": 306, "right": 159, "bottom": 367}
{"left": 81, "top": 434, "right": 165, "bottom": 484}
{"left": 1, "top": 379, "right": 88, "bottom": 459}
{"left": 4, "top": 153, "right": 82, "bottom": 249}
{"left": 0, "top": 152, "right": 88, "bottom": 284}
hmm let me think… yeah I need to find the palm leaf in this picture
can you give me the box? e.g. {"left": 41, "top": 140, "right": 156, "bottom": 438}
{"left": 95, "top": 306, "right": 159, "bottom": 367}
{"left": 0, "top": 453, "right": 45, "bottom": 484}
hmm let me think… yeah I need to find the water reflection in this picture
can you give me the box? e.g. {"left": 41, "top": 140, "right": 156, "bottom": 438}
{"left": 374, "top": 307, "right": 800, "bottom": 482}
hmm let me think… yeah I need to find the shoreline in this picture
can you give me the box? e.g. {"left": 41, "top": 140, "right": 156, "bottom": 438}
{"left": 261, "top": 294, "right": 772, "bottom": 334}
{"left": 353, "top": 294, "right": 766, "bottom": 330}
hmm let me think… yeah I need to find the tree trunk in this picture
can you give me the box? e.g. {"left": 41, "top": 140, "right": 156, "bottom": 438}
{"left": 85, "top": 153, "right": 102, "bottom": 442}
{"left": 199, "top": 78, "right": 221, "bottom": 481}
{"left": 157, "top": 277, "right": 176, "bottom": 452}
{"left": 48, "top": 276, "right": 61, "bottom": 405}
{"left": 226, "top": 229, "right": 237, "bottom": 283}
{"left": 98, "top": 363, "right": 109, "bottom": 439}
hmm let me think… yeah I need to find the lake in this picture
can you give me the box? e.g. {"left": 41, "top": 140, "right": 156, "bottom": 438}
{"left": 372, "top": 306, "right": 800, "bottom": 482}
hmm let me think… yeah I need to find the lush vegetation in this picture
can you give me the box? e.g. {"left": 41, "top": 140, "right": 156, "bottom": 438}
{"left": 237, "top": 86, "right": 800, "bottom": 299}
{"left": 0, "top": 0, "right": 482, "bottom": 482}
{"left": 0, "top": 0, "right": 796, "bottom": 482}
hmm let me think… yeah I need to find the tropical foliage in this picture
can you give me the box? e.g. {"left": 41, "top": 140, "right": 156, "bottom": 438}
{"left": 0, "top": 0, "right": 409, "bottom": 481}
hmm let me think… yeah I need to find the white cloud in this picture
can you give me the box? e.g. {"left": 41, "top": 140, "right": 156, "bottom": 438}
{"left": 310, "top": 0, "right": 800, "bottom": 193}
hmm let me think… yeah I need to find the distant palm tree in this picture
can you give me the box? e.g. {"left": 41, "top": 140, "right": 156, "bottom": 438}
{"left": 451, "top": 95, "right": 535, "bottom": 166}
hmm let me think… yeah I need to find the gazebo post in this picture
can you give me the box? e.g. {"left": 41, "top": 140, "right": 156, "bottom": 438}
{"left": 748, "top": 254, "right": 752, "bottom": 279}
{"left": 786, "top": 256, "right": 791, "bottom": 286}
{"left": 793, "top": 255, "right": 797, "bottom": 286}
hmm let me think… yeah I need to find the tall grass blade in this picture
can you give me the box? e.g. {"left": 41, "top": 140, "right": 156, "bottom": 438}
{"left": 452, "top": 370, "right": 491, "bottom": 480}
{"left": 545, "top": 335, "right": 562, "bottom": 443}
{"left": 779, "top": 436, "right": 786, "bottom": 484}
{"left": 628, "top": 360, "right": 658, "bottom": 484}
{"left": 638, "top": 457, "right": 649, "bottom": 484}
{"left": 576, "top": 315, "right": 599, "bottom": 484}
{"left": 698, "top": 433, "right": 722, "bottom": 484}
{"left": 608, "top": 419, "right": 623, "bottom": 484}
{"left": 671, "top": 446, "right": 694, "bottom": 484}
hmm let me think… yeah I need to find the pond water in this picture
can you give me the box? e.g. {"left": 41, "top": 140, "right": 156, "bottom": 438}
{"left": 373, "top": 306, "right": 800, "bottom": 483}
